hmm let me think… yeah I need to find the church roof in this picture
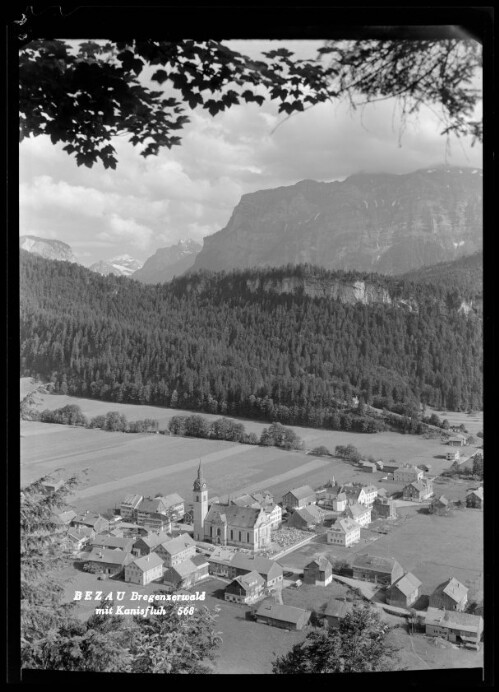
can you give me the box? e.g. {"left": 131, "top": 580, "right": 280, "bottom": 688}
{"left": 205, "top": 503, "right": 265, "bottom": 528}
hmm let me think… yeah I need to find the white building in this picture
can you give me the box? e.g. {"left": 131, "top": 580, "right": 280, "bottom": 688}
{"left": 327, "top": 518, "right": 361, "bottom": 547}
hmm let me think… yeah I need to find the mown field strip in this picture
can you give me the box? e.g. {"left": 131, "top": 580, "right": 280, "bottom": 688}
{"left": 71, "top": 444, "right": 254, "bottom": 499}
{"left": 231, "top": 457, "right": 331, "bottom": 496}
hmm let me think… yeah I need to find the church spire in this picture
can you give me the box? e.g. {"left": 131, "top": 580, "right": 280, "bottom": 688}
{"left": 193, "top": 459, "right": 207, "bottom": 492}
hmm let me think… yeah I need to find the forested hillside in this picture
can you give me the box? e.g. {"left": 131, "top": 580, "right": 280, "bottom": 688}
{"left": 400, "top": 251, "right": 483, "bottom": 300}
{"left": 20, "top": 252, "right": 482, "bottom": 432}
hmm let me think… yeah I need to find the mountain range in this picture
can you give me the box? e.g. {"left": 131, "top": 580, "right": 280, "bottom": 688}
{"left": 132, "top": 239, "right": 202, "bottom": 284}
{"left": 89, "top": 255, "right": 143, "bottom": 277}
{"left": 19, "top": 235, "right": 77, "bottom": 263}
{"left": 191, "top": 166, "right": 482, "bottom": 276}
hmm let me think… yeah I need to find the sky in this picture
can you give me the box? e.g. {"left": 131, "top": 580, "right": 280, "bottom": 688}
{"left": 19, "top": 39, "right": 483, "bottom": 267}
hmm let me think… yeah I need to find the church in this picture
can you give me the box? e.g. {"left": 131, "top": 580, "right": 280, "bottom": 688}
{"left": 192, "top": 463, "right": 273, "bottom": 552}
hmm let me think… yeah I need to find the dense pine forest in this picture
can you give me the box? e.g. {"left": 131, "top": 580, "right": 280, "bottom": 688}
{"left": 20, "top": 251, "right": 482, "bottom": 432}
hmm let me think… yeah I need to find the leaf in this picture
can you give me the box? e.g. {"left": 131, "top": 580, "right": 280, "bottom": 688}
{"left": 152, "top": 69, "right": 168, "bottom": 85}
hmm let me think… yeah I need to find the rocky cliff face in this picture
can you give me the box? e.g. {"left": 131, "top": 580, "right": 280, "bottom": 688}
{"left": 19, "top": 235, "right": 77, "bottom": 263}
{"left": 191, "top": 167, "right": 482, "bottom": 276}
{"left": 133, "top": 239, "right": 202, "bottom": 284}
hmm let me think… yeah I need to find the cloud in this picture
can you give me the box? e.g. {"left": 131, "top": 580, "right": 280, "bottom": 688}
{"left": 97, "top": 215, "right": 154, "bottom": 250}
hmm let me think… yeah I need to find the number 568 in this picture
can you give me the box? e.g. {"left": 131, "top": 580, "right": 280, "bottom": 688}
{"left": 177, "top": 606, "right": 195, "bottom": 615}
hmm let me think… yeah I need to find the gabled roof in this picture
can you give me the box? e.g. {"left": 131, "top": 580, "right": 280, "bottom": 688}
{"left": 425, "top": 607, "right": 482, "bottom": 633}
{"left": 255, "top": 603, "right": 310, "bottom": 624}
{"left": 329, "top": 518, "right": 361, "bottom": 535}
{"left": 432, "top": 495, "right": 449, "bottom": 506}
{"left": 434, "top": 577, "right": 468, "bottom": 603}
{"left": 392, "top": 572, "right": 422, "bottom": 596}
{"left": 53, "top": 509, "right": 77, "bottom": 525}
{"left": 137, "top": 497, "right": 170, "bottom": 514}
{"left": 325, "top": 599, "right": 349, "bottom": 619}
{"left": 166, "top": 555, "right": 208, "bottom": 579}
{"left": 466, "top": 487, "right": 483, "bottom": 500}
{"left": 90, "top": 534, "right": 134, "bottom": 551}
{"left": 159, "top": 533, "right": 195, "bottom": 556}
{"left": 163, "top": 492, "right": 185, "bottom": 507}
{"left": 121, "top": 493, "right": 143, "bottom": 507}
{"left": 66, "top": 526, "right": 93, "bottom": 541}
{"left": 232, "top": 570, "right": 265, "bottom": 590}
{"left": 346, "top": 503, "right": 370, "bottom": 519}
{"left": 305, "top": 556, "right": 332, "bottom": 571}
{"left": 232, "top": 494, "right": 257, "bottom": 508}
{"left": 292, "top": 505, "right": 323, "bottom": 525}
{"left": 135, "top": 530, "right": 170, "bottom": 549}
{"left": 230, "top": 552, "right": 282, "bottom": 576}
{"left": 352, "top": 553, "right": 402, "bottom": 574}
{"left": 86, "top": 548, "right": 132, "bottom": 566}
{"left": 206, "top": 503, "right": 265, "bottom": 528}
{"left": 285, "top": 485, "right": 315, "bottom": 500}
{"left": 131, "top": 552, "right": 164, "bottom": 572}
{"left": 73, "top": 511, "right": 107, "bottom": 528}
{"left": 405, "top": 480, "right": 431, "bottom": 492}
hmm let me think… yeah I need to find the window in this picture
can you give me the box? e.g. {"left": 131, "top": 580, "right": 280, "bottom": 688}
{"left": 247, "top": 532, "right": 250, "bottom": 543}
{"left": 239, "top": 531, "right": 241, "bottom": 542}
{"left": 210, "top": 526, "right": 213, "bottom": 537}
{"left": 230, "top": 529, "right": 233, "bottom": 540}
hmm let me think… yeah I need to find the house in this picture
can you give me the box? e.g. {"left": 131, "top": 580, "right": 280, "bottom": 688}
{"left": 287, "top": 504, "right": 324, "bottom": 530}
{"left": 224, "top": 570, "right": 265, "bottom": 604}
{"left": 344, "top": 503, "right": 371, "bottom": 527}
{"left": 387, "top": 572, "right": 422, "bottom": 608}
{"left": 193, "top": 464, "right": 273, "bottom": 551}
{"left": 327, "top": 518, "right": 361, "bottom": 547}
{"left": 425, "top": 607, "right": 483, "bottom": 649}
{"left": 206, "top": 547, "right": 235, "bottom": 577}
{"left": 63, "top": 525, "right": 94, "bottom": 552}
{"left": 228, "top": 553, "right": 283, "bottom": 589}
{"left": 232, "top": 491, "right": 282, "bottom": 529}
{"left": 430, "top": 495, "right": 451, "bottom": 515}
{"left": 373, "top": 496, "right": 397, "bottom": 519}
{"left": 85, "top": 548, "right": 133, "bottom": 576}
{"left": 136, "top": 497, "right": 174, "bottom": 531}
{"left": 447, "top": 436, "right": 465, "bottom": 447}
{"left": 324, "top": 599, "right": 351, "bottom": 628}
{"left": 446, "top": 449, "right": 461, "bottom": 462}
{"left": 352, "top": 554, "right": 404, "bottom": 585}
{"left": 71, "top": 511, "right": 109, "bottom": 534}
{"left": 132, "top": 530, "right": 171, "bottom": 557}
{"left": 41, "top": 479, "right": 65, "bottom": 494}
{"left": 53, "top": 509, "right": 77, "bottom": 526}
{"left": 161, "top": 493, "right": 185, "bottom": 520}
{"left": 375, "top": 460, "right": 384, "bottom": 471}
{"left": 429, "top": 577, "right": 468, "bottom": 612}
{"left": 110, "top": 522, "right": 149, "bottom": 538}
{"left": 282, "top": 485, "right": 316, "bottom": 510}
{"left": 393, "top": 465, "right": 424, "bottom": 483}
{"left": 125, "top": 552, "right": 164, "bottom": 585}
{"left": 466, "top": 487, "right": 483, "bottom": 509}
{"left": 402, "top": 478, "right": 434, "bottom": 502}
{"left": 89, "top": 534, "right": 135, "bottom": 553}
{"left": 323, "top": 482, "right": 348, "bottom": 511}
{"left": 255, "top": 603, "right": 311, "bottom": 631}
{"left": 154, "top": 533, "right": 197, "bottom": 568}
{"left": 303, "top": 556, "right": 333, "bottom": 586}
{"left": 343, "top": 483, "right": 377, "bottom": 507}
{"left": 382, "top": 462, "right": 399, "bottom": 474}
{"left": 361, "top": 460, "right": 376, "bottom": 473}
{"left": 163, "top": 554, "right": 209, "bottom": 589}
{"left": 120, "top": 494, "right": 143, "bottom": 521}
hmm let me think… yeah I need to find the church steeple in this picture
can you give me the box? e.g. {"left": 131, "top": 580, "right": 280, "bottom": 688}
{"left": 193, "top": 459, "right": 207, "bottom": 492}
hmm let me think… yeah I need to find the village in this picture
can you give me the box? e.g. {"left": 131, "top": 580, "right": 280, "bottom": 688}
{"left": 45, "top": 428, "right": 484, "bottom": 665}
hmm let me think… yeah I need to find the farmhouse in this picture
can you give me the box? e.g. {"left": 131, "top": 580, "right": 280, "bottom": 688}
{"left": 387, "top": 572, "right": 422, "bottom": 608}
{"left": 72, "top": 511, "right": 108, "bottom": 534}
{"left": 323, "top": 481, "right": 345, "bottom": 510}
{"left": 232, "top": 492, "right": 282, "bottom": 529}
{"left": 255, "top": 603, "right": 311, "bottom": 631}
{"left": 303, "top": 556, "right": 333, "bottom": 586}
{"left": 352, "top": 554, "right": 404, "bottom": 586}
{"left": 466, "top": 487, "right": 483, "bottom": 509}
{"left": 425, "top": 607, "right": 483, "bottom": 649}
{"left": 206, "top": 547, "right": 235, "bottom": 577}
{"left": 393, "top": 465, "right": 424, "bottom": 483}
{"left": 133, "top": 530, "right": 171, "bottom": 557}
{"left": 360, "top": 460, "right": 376, "bottom": 473}
{"left": 136, "top": 497, "right": 174, "bottom": 531}
{"left": 282, "top": 485, "right": 316, "bottom": 510}
{"left": 447, "top": 436, "right": 466, "bottom": 447}
{"left": 192, "top": 464, "right": 273, "bottom": 551}
{"left": 344, "top": 503, "right": 371, "bottom": 527}
{"left": 163, "top": 555, "right": 209, "bottom": 589}
{"left": 327, "top": 517, "right": 361, "bottom": 547}
{"left": 343, "top": 482, "right": 377, "bottom": 506}
{"left": 89, "top": 534, "right": 135, "bottom": 552}
{"left": 120, "top": 494, "right": 143, "bottom": 521}
{"left": 429, "top": 577, "right": 468, "bottom": 612}
{"left": 53, "top": 509, "right": 77, "bottom": 526}
{"left": 154, "top": 533, "right": 197, "bottom": 568}
{"left": 228, "top": 553, "right": 283, "bottom": 589}
{"left": 224, "top": 570, "right": 265, "bottom": 604}
{"left": 447, "top": 449, "right": 461, "bottom": 462}
{"left": 41, "top": 479, "right": 65, "bottom": 494}
{"left": 373, "top": 495, "right": 397, "bottom": 519}
{"left": 287, "top": 504, "right": 324, "bottom": 530}
{"left": 430, "top": 496, "right": 451, "bottom": 515}
{"left": 85, "top": 548, "right": 133, "bottom": 576}
{"left": 63, "top": 526, "right": 94, "bottom": 552}
{"left": 125, "top": 553, "right": 164, "bottom": 586}
{"left": 402, "top": 478, "right": 434, "bottom": 502}
{"left": 324, "top": 599, "right": 351, "bottom": 628}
